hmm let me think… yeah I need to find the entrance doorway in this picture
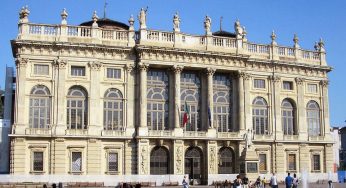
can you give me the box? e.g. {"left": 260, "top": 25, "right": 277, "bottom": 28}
{"left": 185, "top": 147, "right": 203, "bottom": 184}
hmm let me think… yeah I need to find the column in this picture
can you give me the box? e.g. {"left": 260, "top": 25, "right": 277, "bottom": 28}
{"left": 271, "top": 76, "right": 282, "bottom": 140}
{"left": 238, "top": 71, "right": 245, "bottom": 132}
{"left": 125, "top": 64, "right": 135, "bottom": 136}
{"left": 138, "top": 62, "right": 148, "bottom": 136}
{"left": 206, "top": 68, "right": 215, "bottom": 129}
{"left": 88, "top": 61, "right": 102, "bottom": 136}
{"left": 243, "top": 73, "right": 252, "bottom": 131}
{"left": 14, "top": 58, "right": 28, "bottom": 134}
{"left": 173, "top": 65, "right": 183, "bottom": 129}
{"left": 320, "top": 80, "right": 330, "bottom": 137}
{"left": 54, "top": 59, "right": 67, "bottom": 135}
{"left": 296, "top": 77, "right": 306, "bottom": 139}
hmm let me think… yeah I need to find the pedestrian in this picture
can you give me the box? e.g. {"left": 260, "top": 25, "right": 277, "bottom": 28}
{"left": 285, "top": 172, "right": 293, "bottom": 188}
{"left": 234, "top": 175, "right": 242, "bottom": 188}
{"left": 243, "top": 175, "right": 249, "bottom": 188}
{"left": 292, "top": 173, "right": 298, "bottom": 188}
{"left": 182, "top": 175, "right": 189, "bottom": 188}
{"left": 255, "top": 176, "right": 261, "bottom": 188}
{"left": 261, "top": 177, "right": 266, "bottom": 188}
{"left": 270, "top": 173, "right": 278, "bottom": 188}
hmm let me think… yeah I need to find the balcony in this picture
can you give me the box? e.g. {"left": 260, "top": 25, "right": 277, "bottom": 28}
{"left": 101, "top": 130, "right": 126, "bottom": 137}
{"left": 308, "top": 135, "right": 325, "bottom": 141}
{"left": 184, "top": 131, "right": 207, "bottom": 137}
{"left": 25, "top": 128, "right": 51, "bottom": 135}
{"left": 65, "top": 129, "right": 88, "bottom": 136}
{"left": 216, "top": 132, "right": 239, "bottom": 139}
{"left": 254, "top": 134, "right": 273, "bottom": 141}
{"left": 283, "top": 135, "right": 299, "bottom": 141}
{"left": 148, "top": 130, "right": 173, "bottom": 137}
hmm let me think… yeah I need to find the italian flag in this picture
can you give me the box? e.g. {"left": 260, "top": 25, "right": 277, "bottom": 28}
{"left": 183, "top": 101, "right": 190, "bottom": 127}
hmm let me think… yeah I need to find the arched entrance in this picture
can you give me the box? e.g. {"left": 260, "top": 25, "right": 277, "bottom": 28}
{"left": 185, "top": 147, "right": 203, "bottom": 184}
{"left": 218, "top": 147, "right": 235, "bottom": 174}
{"left": 150, "top": 146, "right": 169, "bottom": 174}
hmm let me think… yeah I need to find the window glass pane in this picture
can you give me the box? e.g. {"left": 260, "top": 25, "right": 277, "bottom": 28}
{"left": 106, "top": 68, "right": 121, "bottom": 79}
{"left": 254, "top": 79, "right": 265, "bottom": 89}
{"left": 259, "top": 154, "right": 267, "bottom": 171}
{"left": 108, "top": 153, "right": 118, "bottom": 172}
{"left": 71, "top": 66, "right": 85, "bottom": 76}
{"left": 71, "top": 152, "right": 82, "bottom": 172}
{"left": 34, "top": 64, "right": 49, "bottom": 75}
{"left": 283, "top": 81, "right": 293, "bottom": 90}
{"left": 288, "top": 154, "right": 296, "bottom": 170}
{"left": 33, "top": 152, "right": 44, "bottom": 171}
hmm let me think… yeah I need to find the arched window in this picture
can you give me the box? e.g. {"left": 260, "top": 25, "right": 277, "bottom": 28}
{"left": 147, "top": 70, "right": 169, "bottom": 130}
{"left": 307, "top": 101, "right": 320, "bottom": 136}
{"left": 181, "top": 72, "right": 201, "bottom": 131}
{"left": 252, "top": 97, "right": 268, "bottom": 135}
{"left": 282, "top": 99, "right": 295, "bottom": 135}
{"left": 213, "top": 74, "right": 232, "bottom": 132}
{"left": 150, "top": 146, "right": 169, "bottom": 174}
{"left": 185, "top": 147, "right": 203, "bottom": 180}
{"left": 67, "top": 86, "right": 88, "bottom": 129}
{"left": 29, "top": 85, "right": 51, "bottom": 128}
{"left": 218, "top": 147, "right": 234, "bottom": 174}
{"left": 104, "top": 88, "right": 123, "bottom": 130}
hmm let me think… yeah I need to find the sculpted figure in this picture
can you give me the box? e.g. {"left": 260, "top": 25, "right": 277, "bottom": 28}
{"left": 204, "top": 15, "right": 211, "bottom": 34}
{"left": 138, "top": 7, "right": 148, "bottom": 29}
{"left": 173, "top": 12, "right": 181, "bottom": 31}
{"left": 234, "top": 19, "right": 244, "bottom": 38}
{"left": 244, "top": 129, "right": 253, "bottom": 149}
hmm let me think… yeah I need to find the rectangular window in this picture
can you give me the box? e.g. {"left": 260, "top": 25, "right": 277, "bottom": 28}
{"left": 259, "top": 154, "right": 267, "bottom": 171}
{"left": 71, "top": 152, "right": 82, "bottom": 172}
{"left": 71, "top": 66, "right": 85, "bottom": 76}
{"left": 288, "top": 154, "right": 296, "bottom": 171}
{"left": 33, "top": 151, "right": 44, "bottom": 172}
{"left": 34, "top": 64, "right": 49, "bottom": 75}
{"left": 108, "top": 152, "right": 118, "bottom": 172}
{"left": 307, "top": 84, "right": 318, "bottom": 93}
{"left": 247, "top": 162, "right": 258, "bottom": 173}
{"left": 106, "top": 68, "right": 121, "bottom": 79}
{"left": 312, "top": 154, "right": 321, "bottom": 171}
{"left": 283, "top": 81, "right": 293, "bottom": 90}
{"left": 254, "top": 79, "right": 265, "bottom": 89}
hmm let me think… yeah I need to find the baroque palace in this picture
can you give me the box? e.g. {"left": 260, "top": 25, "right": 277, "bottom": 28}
{"left": 10, "top": 6, "right": 333, "bottom": 185}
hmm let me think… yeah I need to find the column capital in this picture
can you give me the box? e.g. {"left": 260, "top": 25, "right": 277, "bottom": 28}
{"left": 269, "top": 75, "right": 281, "bottom": 83}
{"left": 238, "top": 71, "right": 251, "bottom": 80}
{"left": 320, "top": 79, "right": 329, "bottom": 87}
{"left": 206, "top": 67, "right": 216, "bottom": 76}
{"left": 125, "top": 64, "right": 135, "bottom": 73}
{"left": 88, "top": 61, "right": 102, "bottom": 71}
{"left": 54, "top": 58, "right": 67, "bottom": 69}
{"left": 138, "top": 62, "right": 149, "bottom": 72}
{"left": 15, "top": 57, "right": 29, "bottom": 68}
{"left": 295, "top": 77, "right": 305, "bottom": 85}
{"left": 171, "top": 65, "right": 184, "bottom": 74}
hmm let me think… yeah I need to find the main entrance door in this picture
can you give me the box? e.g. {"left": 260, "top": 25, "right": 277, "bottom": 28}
{"left": 185, "top": 147, "right": 203, "bottom": 184}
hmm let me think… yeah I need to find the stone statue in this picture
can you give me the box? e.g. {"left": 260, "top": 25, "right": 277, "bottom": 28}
{"left": 234, "top": 19, "right": 244, "bottom": 38}
{"left": 204, "top": 15, "right": 211, "bottom": 35}
{"left": 244, "top": 129, "right": 253, "bottom": 149}
{"left": 173, "top": 12, "right": 181, "bottom": 32}
{"left": 138, "top": 7, "right": 148, "bottom": 29}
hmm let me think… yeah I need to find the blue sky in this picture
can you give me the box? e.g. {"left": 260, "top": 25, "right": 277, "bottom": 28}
{"left": 1, "top": 0, "right": 345, "bottom": 126}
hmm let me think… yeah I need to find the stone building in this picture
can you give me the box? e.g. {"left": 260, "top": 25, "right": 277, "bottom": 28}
{"left": 9, "top": 7, "right": 334, "bottom": 184}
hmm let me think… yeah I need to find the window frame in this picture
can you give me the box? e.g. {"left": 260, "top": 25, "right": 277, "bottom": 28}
{"left": 103, "top": 88, "right": 124, "bottom": 131}
{"left": 253, "top": 79, "right": 266, "bottom": 89}
{"left": 31, "top": 150, "right": 45, "bottom": 173}
{"left": 213, "top": 74, "right": 232, "bottom": 132}
{"left": 67, "top": 87, "right": 88, "bottom": 130}
{"left": 287, "top": 153, "right": 297, "bottom": 172}
{"left": 311, "top": 153, "right": 321, "bottom": 172}
{"left": 307, "top": 101, "right": 321, "bottom": 136}
{"left": 259, "top": 153, "right": 267, "bottom": 173}
{"left": 252, "top": 97, "right": 269, "bottom": 135}
{"left": 306, "top": 83, "right": 318, "bottom": 94}
{"left": 282, "top": 99, "right": 296, "bottom": 135}
{"left": 70, "top": 66, "right": 86, "bottom": 77}
{"left": 106, "top": 68, "right": 122, "bottom": 79}
{"left": 282, "top": 81, "right": 294, "bottom": 91}
{"left": 107, "top": 151, "right": 119, "bottom": 174}
{"left": 70, "top": 150, "right": 83, "bottom": 174}
{"left": 29, "top": 85, "right": 51, "bottom": 129}
{"left": 33, "top": 64, "right": 50, "bottom": 76}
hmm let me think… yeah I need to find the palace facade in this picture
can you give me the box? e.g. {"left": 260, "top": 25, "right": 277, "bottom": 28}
{"left": 9, "top": 7, "right": 334, "bottom": 184}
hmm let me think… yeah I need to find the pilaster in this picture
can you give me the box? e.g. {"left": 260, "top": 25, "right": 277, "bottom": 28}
{"left": 138, "top": 139, "right": 149, "bottom": 175}
{"left": 237, "top": 71, "right": 245, "bottom": 132}
{"left": 14, "top": 57, "right": 28, "bottom": 134}
{"left": 296, "top": 77, "right": 307, "bottom": 139}
{"left": 88, "top": 61, "right": 102, "bottom": 136}
{"left": 138, "top": 62, "right": 148, "bottom": 136}
{"left": 271, "top": 76, "right": 283, "bottom": 140}
{"left": 125, "top": 64, "right": 135, "bottom": 136}
{"left": 299, "top": 144, "right": 310, "bottom": 173}
{"left": 324, "top": 144, "right": 334, "bottom": 173}
{"left": 54, "top": 59, "right": 67, "bottom": 135}
{"left": 207, "top": 141, "right": 218, "bottom": 175}
{"left": 173, "top": 65, "right": 184, "bottom": 136}
{"left": 320, "top": 80, "right": 330, "bottom": 137}
{"left": 173, "top": 140, "right": 184, "bottom": 175}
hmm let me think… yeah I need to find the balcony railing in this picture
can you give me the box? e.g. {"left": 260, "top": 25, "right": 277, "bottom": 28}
{"left": 216, "top": 132, "right": 239, "bottom": 138}
{"left": 254, "top": 134, "right": 273, "bottom": 140}
{"left": 308, "top": 135, "right": 325, "bottom": 141}
{"left": 283, "top": 135, "right": 299, "bottom": 140}
{"left": 25, "top": 128, "right": 51, "bottom": 135}
{"left": 184, "top": 131, "right": 207, "bottom": 137}
{"left": 148, "top": 130, "right": 173, "bottom": 137}
{"left": 101, "top": 130, "right": 126, "bottom": 137}
{"left": 65, "top": 129, "right": 88, "bottom": 136}
{"left": 18, "top": 22, "right": 325, "bottom": 66}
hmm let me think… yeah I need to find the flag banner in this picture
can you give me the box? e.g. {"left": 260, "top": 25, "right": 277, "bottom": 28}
{"left": 208, "top": 106, "right": 211, "bottom": 128}
{"left": 183, "top": 101, "right": 189, "bottom": 127}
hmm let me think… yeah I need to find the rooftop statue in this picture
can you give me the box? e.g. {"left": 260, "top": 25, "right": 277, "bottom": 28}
{"left": 173, "top": 12, "right": 181, "bottom": 32}
{"left": 204, "top": 15, "right": 211, "bottom": 35}
{"left": 234, "top": 19, "right": 244, "bottom": 39}
{"left": 138, "top": 7, "right": 148, "bottom": 29}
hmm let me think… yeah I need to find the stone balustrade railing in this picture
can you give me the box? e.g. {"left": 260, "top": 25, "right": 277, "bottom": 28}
{"left": 17, "top": 22, "right": 326, "bottom": 66}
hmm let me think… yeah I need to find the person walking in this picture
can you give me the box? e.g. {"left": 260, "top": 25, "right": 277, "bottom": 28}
{"left": 255, "top": 176, "right": 261, "bottom": 188}
{"left": 182, "top": 175, "right": 189, "bottom": 188}
{"left": 242, "top": 175, "right": 249, "bottom": 188}
{"left": 261, "top": 177, "right": 266, "bottom": 188}
{"left": 285, "top": 173, "right": 293, "bottom": 188}
{"left": 270, "top": 173, "right": 278, "bottom": 188}
{"left": 292, "top": 173, "right": 298, "bottom": 188}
